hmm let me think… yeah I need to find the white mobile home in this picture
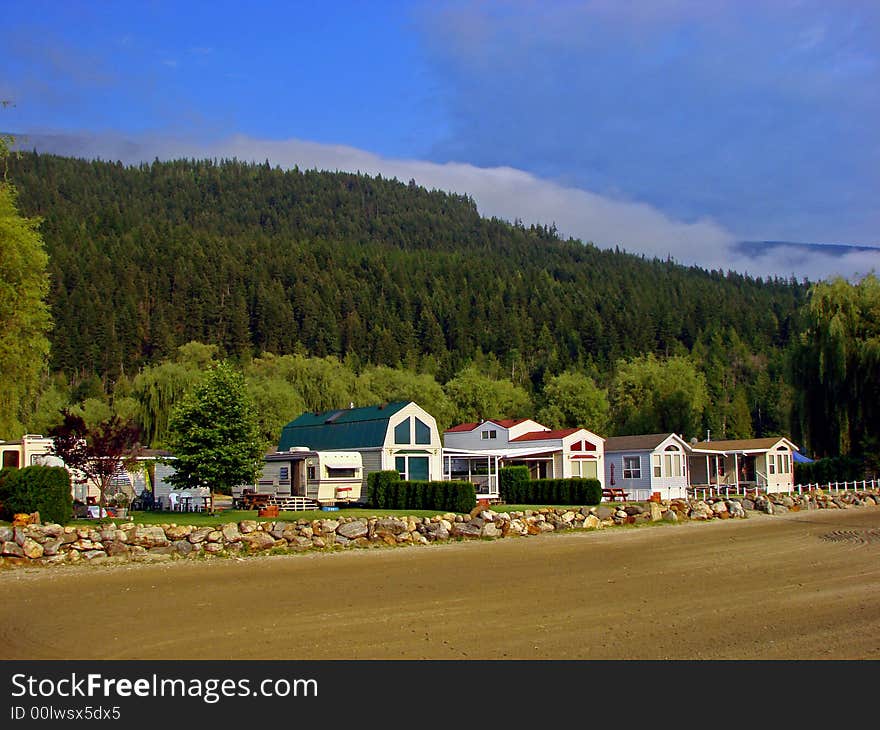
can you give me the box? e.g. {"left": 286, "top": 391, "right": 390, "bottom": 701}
{"left": 603, "top": 433, "right": 691, "bottom": 501}
{"left": 689, "top": 436, "right": 798, "bottom": 494}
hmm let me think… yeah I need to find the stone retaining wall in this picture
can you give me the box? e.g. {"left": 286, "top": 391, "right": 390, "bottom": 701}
{"left": 2, "top": 490, "right": 878, "bottom": 569}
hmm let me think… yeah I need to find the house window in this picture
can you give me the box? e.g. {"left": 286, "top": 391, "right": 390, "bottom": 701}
{"left": 481, "top": 430, "right": 497, "bottom": 440}
{"left": 395, "top": 455, "right": 429, "bottom": 481}
{"left": 2, "top": 451, "right": 19, "bottom": 469}
{"left": 653, "top": 454, "right": 662, "bottom": 478}
{"left": 307, "top": 466, "right": 316, "bottom": 480}
{"left": 327, "top": 467, "right": 357, "bottom": 479}
{"left": 622, "top": 456, "right": 641, "bottom": 479}
{"left": 279, "top": 467, "right": 289, "bottom": 481}
{"left": 775, "top": 449, "right": 790, "bottom": 475}
{"left": 768, "top": 456, "right": 776, "bottom": 475}
{"left": 415, "top": 418, "right": 431, "bottom": 445}
{"left": 572, "top": 459, "right": 597, "bottom": 479}
{"left": 663, "top": 445, "right": 683, "bottom": 477}
{"left": 394, "top": 419, "right": 411, "bottom": 445}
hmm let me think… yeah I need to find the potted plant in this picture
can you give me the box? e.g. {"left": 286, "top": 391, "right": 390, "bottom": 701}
{"left": 112, "top": 492, "right": 130, "bottom": 518}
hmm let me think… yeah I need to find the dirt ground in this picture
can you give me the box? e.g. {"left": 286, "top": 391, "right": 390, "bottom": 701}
{"left": 3, "top": 506, "right": 879, "bottom": 660}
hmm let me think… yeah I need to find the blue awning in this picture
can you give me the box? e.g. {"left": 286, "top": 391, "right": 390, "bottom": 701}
{"left": 792, "top": 450, "right": 814, "bottom": 464}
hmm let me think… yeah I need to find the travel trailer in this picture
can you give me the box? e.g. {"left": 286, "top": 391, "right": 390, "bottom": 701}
{"left": 234, "top": 449, "right": 364, "bottom": 509}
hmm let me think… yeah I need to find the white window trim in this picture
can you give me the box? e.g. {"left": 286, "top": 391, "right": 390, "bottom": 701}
{"left": 622, "top": 455, "right": 641, "bottom": 480}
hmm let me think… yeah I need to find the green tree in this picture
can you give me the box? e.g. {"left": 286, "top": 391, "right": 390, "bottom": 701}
{"left": 48, "top": 410, "right": 142, "bottom": 514}
{"left": 443, "top": 365, "right": 532, "bottom": 424}
{"left": 245, "top": 375, "right": 305, "bottom": 450}
{"left": 537, "top": 370, "right": 610, "bottom": 433}
{"left": 131, "top": 342, "right": 214, "bottom": 447}
{"left": 0, "top": 135, "right": 52, "bottom": 438}
{"left": 790, "top": 274, "right": 880, "bottom": 459}
{"left": 358, "top": 365, "right": 455, "bottom": 431}
{"left": 610, "top": 354, "right": 708, "bottom": 438}
{"left": 165, "top": 361, "right": 264, "bottom": 494}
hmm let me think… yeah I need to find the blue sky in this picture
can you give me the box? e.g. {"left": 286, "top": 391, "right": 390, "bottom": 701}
{"left": 4, "top": 0, "right": 879, "bottom": 281}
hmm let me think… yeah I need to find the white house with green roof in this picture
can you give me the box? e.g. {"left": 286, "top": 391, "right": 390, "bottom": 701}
{"left": 275, "top": 401, "right": 443, "bottom": 502}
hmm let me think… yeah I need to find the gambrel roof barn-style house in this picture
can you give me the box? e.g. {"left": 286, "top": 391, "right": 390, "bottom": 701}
{"left": 276, "top": 401, "right": 443, "bottom": 502}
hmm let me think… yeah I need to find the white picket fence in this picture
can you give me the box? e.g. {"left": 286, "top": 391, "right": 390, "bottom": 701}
{"left": 686, "top": 478, "right": 878, "bottom": 501}
{"left": 789, "top": 478, "right": 878, "bottom": 495}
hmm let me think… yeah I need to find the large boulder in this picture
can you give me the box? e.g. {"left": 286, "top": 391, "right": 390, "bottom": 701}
{"left": 41, "top": 537, "right": 63, "bottom": 556}
{"left": 337, "top": 520, "right": 369, "bottom": 540}
{"left": 21, "top": 538, "right": 44, "bottom": 559}
{"left": 188, "top": 527, "right": 213, "bottom": 544}
{"left": 424, "top": 522, "right": 450, "bottom": 541}
{"left": 165, "top": 525, "right": 192, "bottom": 541}
{"left": 372, "top": 518, "right": 407, "bottom": 538}
{"left": 451, "top": 522, "right": 482, "bottom": 538}
{"left": 241, "top": 532, "right": 276, "bottom": 551}
{"left": 132, "top": 526, "right": 170, "bottom": 548}
{"left": 1, "top": 541, "right": 25, "bottom": 557}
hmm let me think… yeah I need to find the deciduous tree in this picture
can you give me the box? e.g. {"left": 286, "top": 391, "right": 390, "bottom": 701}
{"left": 0, "top": 134, "right": 52, "bottom": 438}
{"left": 165, "top": 361, "right": 264, "bottom": 494}
{"left": 48, "top": 411, "right": 142, "bottom": 514}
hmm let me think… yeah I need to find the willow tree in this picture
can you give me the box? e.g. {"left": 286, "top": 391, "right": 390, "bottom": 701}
{"left": 0, "top": 132, "right": 53, "bottom": 438}
{"left": 790, "top": 274, "right": 880, "bottom": 460}
{"left": 443, "top": 365, "right": 532, "bottom": 425}
{"left": 130, "top": 342, "right": 216, "bottom": 447}
{"left": 537, "top": 370, "right": 610, "bottom": 434}
{"left": 610, "top": 354, "right": 708, "bottom": 439}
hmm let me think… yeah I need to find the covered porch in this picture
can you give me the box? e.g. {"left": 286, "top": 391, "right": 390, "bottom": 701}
{"left": 688, "top": 448, "right": 764, "bottom": 494}
{"left": 442, "top": 446, "right": 562, "bottom": 500}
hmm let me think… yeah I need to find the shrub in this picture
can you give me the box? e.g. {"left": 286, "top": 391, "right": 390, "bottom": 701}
{"left": 0, "top": 466, "right": 73, "bottom": 524}
{"left": 504, "top": 477, "right": 601, "bottom": 506}
{"left": 369, "top": 479, "right": 476, "bottom": 513}
{"left": 367, "top": 470, "right": 401, "bottom": 508}
{"left": 499, "top": 466, "right": 530, "bottom": 503}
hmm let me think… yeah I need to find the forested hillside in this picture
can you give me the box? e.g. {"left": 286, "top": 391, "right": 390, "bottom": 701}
{"left": 7, "top": 152, "right": 812, "bottom": 446}
{"left": 10, "top": 153, "right": 803, "bottom": 374}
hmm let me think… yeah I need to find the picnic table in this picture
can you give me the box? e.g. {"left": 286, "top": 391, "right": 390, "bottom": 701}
{"left": 602, "top": 487, "right": 629, "bottom": 502}
{"left": 235, "top": 493, "right": 272, "bottom": 510}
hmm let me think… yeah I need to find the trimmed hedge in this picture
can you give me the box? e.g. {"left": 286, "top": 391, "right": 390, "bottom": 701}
{"left": 501, "top": 476, "right": 602, "bottom": 506}
{"left": 0, "top": 466, "right": 73, "bottom": 524}
{"left": 367, "top": 470, "right": 402, "bottom": 508}
{"left": 794, "top": 455, "right": 866, "bottom": 484}
{"left": 499, "top": 466, "right": 530, "bottom": 502}
{"left": 369, "top": 471, "right": 476, "bottom": 513}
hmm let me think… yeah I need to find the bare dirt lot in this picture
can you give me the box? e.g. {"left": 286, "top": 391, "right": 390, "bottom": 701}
{"left": 3, "top": 507, "right": 879, "bottom": 660}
